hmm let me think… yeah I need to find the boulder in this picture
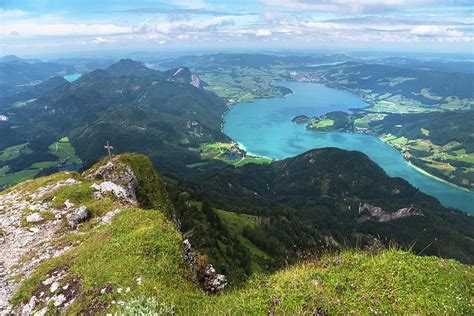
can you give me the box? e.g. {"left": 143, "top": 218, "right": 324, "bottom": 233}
{"left": 199, "top": 265, "right": 227, "bottom": 295}
{"left": 66, "top": 207, "right": 90, "bottom": 229}
{"left": 26, "top": 212, "right": 44, "bottom": 224}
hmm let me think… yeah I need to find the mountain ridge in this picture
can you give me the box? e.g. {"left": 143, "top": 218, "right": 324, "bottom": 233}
{"left": 0, "top": 153, "right": 472, "bottom": 314}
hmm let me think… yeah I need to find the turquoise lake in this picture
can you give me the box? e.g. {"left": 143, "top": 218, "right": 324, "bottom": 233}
{"left": 223, "top": 81, "right": 474, "bottom": 214}
{"left": 63, "top": 73, "right": 81, "bottom": 82}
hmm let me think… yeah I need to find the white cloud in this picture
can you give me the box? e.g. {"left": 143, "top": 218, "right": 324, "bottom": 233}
{"left": 410, "top": 25, "right": 464, "bottom": 37}
{"left": 93, "top": 36, "right": 116, "bottom": 44}
{"left": 172, "top": 0, "right": 208, "bottom": 10}
{"left": 0, "top": 9, "right": 29, "bottom": 19}
{"left": 0, "top": 22, "right": 132, "bottom": 37}
{"left": 133, "top": 16, "right": 234, "bottom": 35}
{"left": 256, "top": 29, "right": 272, "bottom": 37}
{"left": 259, "top": 0, "right": 444, "bottom": 13}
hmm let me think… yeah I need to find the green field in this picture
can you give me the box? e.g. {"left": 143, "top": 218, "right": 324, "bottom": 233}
{"left": 215, "top": 209, "right": 269, "bottom": 272}
{"left": 48, "top": 137, "right": 82, "bottom": 163}
{"left": 198, "top": 66, "right": 288, "bottom": 102}
{"left": 0, "top": 169, "right": 40, "bottom": 186}
{"left": 309, "top": 119, "right": 334, "bottom": 129}
{"left": 378, "top": 134, "right": 473, "bottom": 189}
{"left": 193, "top": 142, "right": 272, "bottom": 167}
{"left": 0, "top": 143, "right": 32, "bottom": 162}
{"left": 0, "top": 137, "right": 82, "bottom": 187}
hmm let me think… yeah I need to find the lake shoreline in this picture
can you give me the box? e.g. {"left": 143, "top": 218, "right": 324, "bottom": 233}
{"left": 222, "top": 81, "right": 474, "bottom": 213}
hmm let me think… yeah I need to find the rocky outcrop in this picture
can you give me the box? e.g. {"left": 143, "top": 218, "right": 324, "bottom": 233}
{"left": 357, "top": 203, "right": 423, "bottom": 223}
{"left": 0, "top": 158, "right": 143, "bottom": 314}
{"left": 182, "top": 239, "right": 227, "bottom": 295}
{"left": 85, "top": 159, "right": 138, "bottom": 205}
{"left": 199, "top": 265, "right": 227, "bottom": 295}
{"left": 66, "top": 206, "right": 91, "bottom": 229}
{"left": 0, "top": 178, "right": 79, "bottom": 314}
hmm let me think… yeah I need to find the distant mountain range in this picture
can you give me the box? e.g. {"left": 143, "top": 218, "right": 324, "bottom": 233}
{"left": 0, "top": 56, "right": 473, "bottom": 281}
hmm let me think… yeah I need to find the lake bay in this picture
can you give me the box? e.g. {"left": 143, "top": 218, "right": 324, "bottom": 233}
{"left": 223, "top": 81, "right": 474, "bottom": 214}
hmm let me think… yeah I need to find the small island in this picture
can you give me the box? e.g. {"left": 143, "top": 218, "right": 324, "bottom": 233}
{"left": 292, "top": 111, "right": 353, "bottom": 132}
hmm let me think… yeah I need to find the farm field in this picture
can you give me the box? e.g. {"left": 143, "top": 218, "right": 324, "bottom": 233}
{"left": 189, "top": 142, "right": 272, "bottom": 167}
{"left": 0, "top": 137, "right": 82, "bottom": 188}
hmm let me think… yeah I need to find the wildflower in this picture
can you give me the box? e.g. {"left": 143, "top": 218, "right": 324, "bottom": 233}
{"left": 333, "top": 257, "right": 342, "bottom": 265}
{"left": 273, "top": 297, "right": 281, "bottom": 305}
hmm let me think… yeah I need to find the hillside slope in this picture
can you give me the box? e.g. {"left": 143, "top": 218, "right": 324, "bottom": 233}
{"left": 0, "top": 59, "right": 229, "bottom": 187}
{"left": 186, "top": 148, "right": 474, "bottom": 267}
{"left": 0, "top": 154, "right": 472, "bottom": 314}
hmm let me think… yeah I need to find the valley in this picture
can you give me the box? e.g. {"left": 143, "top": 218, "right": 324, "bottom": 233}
{"left": 1, "top": 54, "right": 473, "bottom": 212}
{"left": 0, "top": 55, "right": 473, "bottom": 302}
{"left": 2, "top": 0, "right": 474, "bottom": 314}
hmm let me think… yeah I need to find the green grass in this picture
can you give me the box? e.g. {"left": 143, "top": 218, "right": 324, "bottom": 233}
{"left": 0, "top": 169, "right": 40, "bottom": 186}
{"left": 215, "top": 209, "right": 269, "bottom": 271}
{"left": 12, "top": 208, "right": 199, "bottom": 313}
{"left": 121, "top": 249, "right": 473, "bottom": 315}
{"left": 309, "top": 119, "right": 334, "bottom": 129}
{"left": 196, "top": 142, "right": 272, "bottom": 167}
{"left": 10, "top": 154, "right": 474, "bottom": 314}
{"left": 16, "top": 200, "right": 473, "bottom": 314}
{"left": 354, "top": 117, "right": 370, "bottom": 128}
{"left": 119, "top": 154, "right": 170, "bottom": 209}
{"left": 28, "top": 161, "right": 58, "bottom": 169}
{"left": 0, "top": 143, "right": 32, "bottom": 162}
{"left": 48, "top": 137, "right": 81, "bottom": 163}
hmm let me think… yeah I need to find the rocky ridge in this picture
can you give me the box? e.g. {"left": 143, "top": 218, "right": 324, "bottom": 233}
{"left": 0, "top": 155, "right": 226, "bottom": 314}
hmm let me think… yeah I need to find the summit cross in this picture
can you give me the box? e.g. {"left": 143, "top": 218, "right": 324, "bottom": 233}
{"left": 104, "top": 141, "right": 114, "bottom": 161}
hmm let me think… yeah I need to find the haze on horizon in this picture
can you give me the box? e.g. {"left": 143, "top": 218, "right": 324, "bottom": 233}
{"left": 1, "top": 0, "right": 473, "bottom": 58}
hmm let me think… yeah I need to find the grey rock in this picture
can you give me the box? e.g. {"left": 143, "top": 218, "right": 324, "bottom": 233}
{"left": 357, "top": 203, "right": 423, "bottom": 223}
{"left": 84, "top": 160, "right": 137, "bottom": 204}
{"left": 66, "top": 207, "right": 90, "bottom": 229}
{"left": 200, "top": 264, "right": 227, "bottom": 295}
{"left": 26, "top": 213, "right": 43, "bottom": 223}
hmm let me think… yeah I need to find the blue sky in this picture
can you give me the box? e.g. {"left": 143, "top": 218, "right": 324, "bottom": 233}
{"left": 1, "top": 0, "right": 473, "bottom": 56}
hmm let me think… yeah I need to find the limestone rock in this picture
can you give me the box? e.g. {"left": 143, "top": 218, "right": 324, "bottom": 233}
{"left": 357, "top": 203, "right": 423, "bottom": 223}
{"left": 200, "top": 264, "right": 227, "bottom": 295}
{"left": 101, "top": 208, "right": 122, "bottom": 225}
{"left": 182, "top": 239, "right": 196, "bottom": 272}
{"left": 91, "top": 181, "right": 135, "bottom": 204}
{"left": 26, "top": 212, "right": 44, "bottom": 223}
{"left": 66, "top": 206, "right": 90, "bottom": 229}
{"left": 84, "top": 160, "right": 137, "bottom": 204}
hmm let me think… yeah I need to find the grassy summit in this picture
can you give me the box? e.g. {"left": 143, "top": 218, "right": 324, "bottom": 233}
{"left": 3, "top": 154, "right": 473, "bottom": 314}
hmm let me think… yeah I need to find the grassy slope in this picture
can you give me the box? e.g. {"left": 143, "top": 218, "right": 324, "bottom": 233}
{"left": 9, "top": 154, "right": 474, "bottom": 314}
{"left": 13, "top": 206, "right": 474, "bottom": 314}
{"left": 215, "top": 209, "right": 269, "bottom": 272}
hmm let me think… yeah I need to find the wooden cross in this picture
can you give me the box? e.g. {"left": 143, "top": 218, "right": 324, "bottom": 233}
{"left": 104, "top": 141, "right": 114, "bottom": 161}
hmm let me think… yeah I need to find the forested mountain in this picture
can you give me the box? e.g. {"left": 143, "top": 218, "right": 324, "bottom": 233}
{"left": 2, "top": 154, "right": 471, "bottom": 314}
{"left": 0, "top": 59, "right": 229, "bottom": 181}
{"left": 0, "top": 60, "right": 72, "bottom": 97}
{"left": 172, "top": 148, "right": 474, "bottom": 280}
{"left": 1, "top": 58, "right": 472, "bottom": 284}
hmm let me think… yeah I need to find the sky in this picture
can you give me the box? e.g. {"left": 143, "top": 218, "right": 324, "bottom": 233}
{"left": 1, "top": 0, "right": 473, "bottom": 57}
